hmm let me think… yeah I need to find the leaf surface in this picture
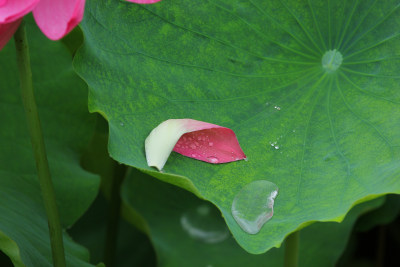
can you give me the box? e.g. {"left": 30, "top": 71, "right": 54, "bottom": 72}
{"left": 75, "top": 0, "right": 400, "bottom": 253}
{"left": 122, "top": 169, "right": 384, "bottom": 267}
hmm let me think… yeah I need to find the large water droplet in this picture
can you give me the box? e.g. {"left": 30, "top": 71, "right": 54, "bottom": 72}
{"left": 180, "top": 204, "right": 230, "bottom": 243}
{"left": 207, "top": 156, "right": 219, "bottom": 163}
{"left": 231, "top": 180, "right": 278, "bottom": 234}
{"left": 322, "top": 49, "right": 343, "bottom": 73}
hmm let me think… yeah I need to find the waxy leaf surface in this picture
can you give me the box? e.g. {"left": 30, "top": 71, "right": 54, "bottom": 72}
{"left": 121, "top": 169, "right": 384, "bottom": 267}
{"left": 75, "top": 0, "right": 400, "bottom": 253}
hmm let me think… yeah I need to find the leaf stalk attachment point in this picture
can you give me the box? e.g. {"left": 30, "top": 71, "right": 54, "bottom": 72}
{"left": 13, "top": 20, "right": 66, "bottom": 267}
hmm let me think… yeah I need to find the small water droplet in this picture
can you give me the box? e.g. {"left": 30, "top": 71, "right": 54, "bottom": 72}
{"left": 231, "top": 180, "right": 278, "bottom": 234}
{"left": 293, "top": 129, "right": 296, "bottom": 133}
{"left": 191, "top": 153, "right": 198, "bottom": 158}
{"left": 190, "top": 144, "right": 197, "bottom": 149}
{"left": 207, "top": 156, "right": 219, "bottom": 163}
{"left": 274, "top": 146, "right": 279, "bottom": 150}
{"left": 208, "top": 142, "right": 214, "bottom": 147}
{"left": 274, "top": 106, "right": 281, "bottom": 110}
{"left": 120, "top": 122, "right": 124, "bottom": 126}
{"left": 181, "top": 204, "right": 229, "bottom": 243}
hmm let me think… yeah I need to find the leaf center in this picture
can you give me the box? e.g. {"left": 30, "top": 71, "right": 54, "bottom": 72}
{"left": 321, "top": 49, "right": 343, "bottom": 73}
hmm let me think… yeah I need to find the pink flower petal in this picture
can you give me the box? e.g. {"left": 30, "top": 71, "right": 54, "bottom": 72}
{"left": 145, "top": 119, "right": 246, "bottom": 171}
{"left": 0, "top": 0, "right": 40, "bottom": 23}
{"left": 0, "top": 19, "right": 21, "bottom": 51}
{"left": 32, "top": 0, "right": 85, "bottom": 40}
{"left": 125, "top": 0, "right": 162, "bottom": 4}
{"left": 173, "top": 120, "right": 246, "bottom": 164}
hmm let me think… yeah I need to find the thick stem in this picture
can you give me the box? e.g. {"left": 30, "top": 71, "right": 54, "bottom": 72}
{"left": 14, "top": 20, "right": 66, "bottom": 267}
{"left": 284, "top": 231, "right": 300, "bottom": 267}
{"left": 104, "top": 164, "right": 129, "bottom": 266}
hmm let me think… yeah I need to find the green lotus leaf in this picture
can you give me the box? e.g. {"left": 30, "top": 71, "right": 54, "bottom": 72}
{"left": 74, "top": 0, "right": 400, "bottom": 253}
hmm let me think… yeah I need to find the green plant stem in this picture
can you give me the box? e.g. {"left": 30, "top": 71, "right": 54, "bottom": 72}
{"left": 284, "top": 231, "right": 300, "bottom": 267}
{"left": 14, "top": 20, "right": 66, "bottom": 267}
{"left": 104, "top": 164, "right": 129, "bottom": 266}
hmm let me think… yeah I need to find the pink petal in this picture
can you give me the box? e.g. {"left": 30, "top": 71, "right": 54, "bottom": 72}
{"left": 125, "top": 0, "right": 162, "bottom": 4}
{"left": 0, "top": 19, "right": 21, "bottom": 51}
{"left": 145, "top": 119, "right": 246, "bottom": 171}
{"left": 173, "top": 120, "right": 246, "bottom": 164}
{"left": 32, "top": 0, "right": 85, "bottom": 40}
{"left": 0, "top": 0, "right": 40, "bottom": 23}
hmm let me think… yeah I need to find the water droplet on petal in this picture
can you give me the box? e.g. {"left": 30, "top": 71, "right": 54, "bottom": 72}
{"left": 191, "top": 153, "right": 197, "bottom": 158}
{"left": 190, "top": 144, "right": 197, "bottom": 149}
{"left": 231, "top": 180, "right": 278, "bottom": 234}
{"left": 207, "top": 156, "right": 219, "bottom": 163}
{"left": 208, "top": 142, "right": 214, "bottom": 147}
{"left": 180, "top": 204, "right": 229, "bottom": 243}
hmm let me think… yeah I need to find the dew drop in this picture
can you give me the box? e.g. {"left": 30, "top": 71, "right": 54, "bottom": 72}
{"left": 191, "top": 153, "right": 198, "bottom": 158}
{"left": 274, "top": 106, "right": 281, "bottom": 110}
{"left": 208, "top": 142, "right": 214, "bottom": 147}
{"left": 180, "top": 204, "right": 229, "bottom": 243}
{"left": 274, "top": 146, "right": 279, "bottom": 150}
{"left": 231, "top": 180, "right": 278, "bottom": 234}
{"left": 207, "top": 156, "right": 219, "bottom": 163}
{"left": 190, "top": 144, "right": 197, "bottom": 149}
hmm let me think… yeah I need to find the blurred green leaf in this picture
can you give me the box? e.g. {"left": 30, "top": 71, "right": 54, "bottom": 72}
{"left": 68, "top": 194, "right": 156, "bottom": 267}
{"left": 355, "top": 194, "right": 400, "bottom": 232}
{"left": 122, "top": 169, "right": 383, "bottom": 267}
{"left": 75, "top": 0, "right": 400, "bottom": 253}
{"left": 0, "top": 17, "right": 99, "bottom": 266}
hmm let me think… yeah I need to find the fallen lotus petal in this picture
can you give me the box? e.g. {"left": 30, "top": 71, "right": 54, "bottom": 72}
{"left": 145, "top": 119, "right": 246, "bottom": 171}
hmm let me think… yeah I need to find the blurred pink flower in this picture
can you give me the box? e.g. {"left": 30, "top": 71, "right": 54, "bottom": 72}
{"left": 0, "top": 0, "right": 162, "bottom": 50}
